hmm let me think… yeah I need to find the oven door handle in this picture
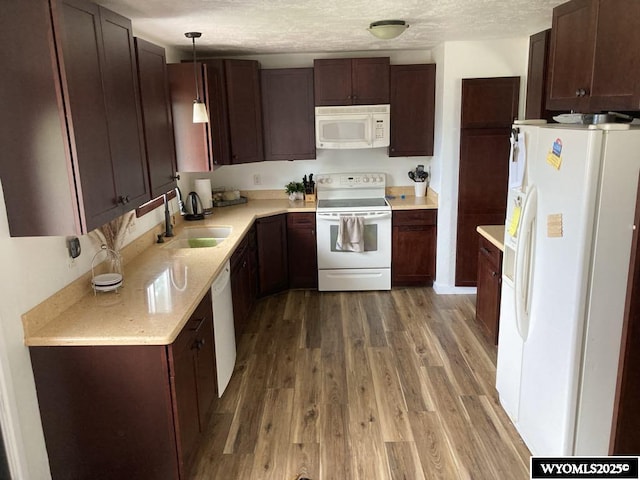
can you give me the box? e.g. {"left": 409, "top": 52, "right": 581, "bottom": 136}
{"left": 316, "top": 212, "right": 391, "bottom": 221}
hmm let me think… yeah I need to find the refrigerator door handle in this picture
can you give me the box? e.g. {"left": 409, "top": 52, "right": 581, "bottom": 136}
{"left": 514, "top": 186, "right": 537, "bottom": 341}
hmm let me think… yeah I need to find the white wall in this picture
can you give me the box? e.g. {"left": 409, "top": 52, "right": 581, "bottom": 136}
{"left": 432, "top": 38, "right": 529, "bottom": 294}
{"left": 0, "top": 180, "right": 173, "bottom": 479}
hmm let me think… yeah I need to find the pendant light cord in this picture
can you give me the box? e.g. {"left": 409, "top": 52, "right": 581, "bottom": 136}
{"left": 191, "top": 36, "right": 200, "bottom": 102}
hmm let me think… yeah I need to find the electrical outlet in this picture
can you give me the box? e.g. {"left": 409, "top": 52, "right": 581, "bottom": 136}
{"left": 253, "top": 174, "right": 261, "bottom": 185}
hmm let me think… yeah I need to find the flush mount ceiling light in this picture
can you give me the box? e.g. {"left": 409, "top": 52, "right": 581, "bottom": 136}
{"left": 368, "top": 20, "right": 409, "bottom": 40}
{"left": 185, "top": 32, "right": 209, "bottom": 123}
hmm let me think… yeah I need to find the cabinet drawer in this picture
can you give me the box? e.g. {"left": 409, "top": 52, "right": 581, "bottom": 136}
{"left": 287, "top": 212, "right": 316, "bottom": 227}
{"left": 231, "top": 234, "right": 249, "bottom": 268}
{"left": 393, "top": 209, "right": 437, "bottom": 226}
{"left": 172, "top": 294, "right": 212, "bottom": 355}
{"left": 478, "top": 236, "right": 502, "bottom": 270}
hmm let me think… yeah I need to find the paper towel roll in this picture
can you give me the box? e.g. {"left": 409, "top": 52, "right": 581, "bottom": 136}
{"left": 194, "top": 178, "right": 213, "bottom": 209}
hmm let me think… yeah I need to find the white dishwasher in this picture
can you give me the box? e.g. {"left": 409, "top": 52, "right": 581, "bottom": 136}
{"left": 211, "top": 260, "right": 236, "bottom": 397}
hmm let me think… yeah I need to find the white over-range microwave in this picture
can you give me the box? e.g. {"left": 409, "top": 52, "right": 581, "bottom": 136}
{"left": 315, "top": 104, "right": 390, "bottom": 149}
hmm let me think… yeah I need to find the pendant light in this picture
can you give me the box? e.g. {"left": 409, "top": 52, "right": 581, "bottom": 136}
{"left": 185, "top": 32, "right": 209, "bottom": 123}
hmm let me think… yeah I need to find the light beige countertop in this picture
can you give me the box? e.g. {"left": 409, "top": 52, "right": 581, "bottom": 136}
{"left": 386, "top": 187, "right": 438, "bottom": 210}
{"left": 24, "top": 199, "right": 314, "bottom": 347}
{"left": 24, "top": 190, "right": 439, "bottom": 348}
{"left": 476, "top": 225, "right": 505, "bottom": 252}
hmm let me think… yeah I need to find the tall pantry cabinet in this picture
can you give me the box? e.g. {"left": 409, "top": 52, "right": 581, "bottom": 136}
{"left": 0, "top": 0, "right": 150, "bottom": 237}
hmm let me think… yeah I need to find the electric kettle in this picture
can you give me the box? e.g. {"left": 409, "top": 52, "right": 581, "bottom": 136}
{"left": 185, "top": 191, "right": 205, "bottom": 221}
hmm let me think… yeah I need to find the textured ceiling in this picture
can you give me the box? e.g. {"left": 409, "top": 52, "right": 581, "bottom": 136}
{"left": 100, "top": 0, "right": 566, "bottom": 56}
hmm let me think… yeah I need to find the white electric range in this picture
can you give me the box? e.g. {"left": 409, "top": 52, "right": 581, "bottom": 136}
{"left": 315, "top": 172, "right": 391, "bottom": 291}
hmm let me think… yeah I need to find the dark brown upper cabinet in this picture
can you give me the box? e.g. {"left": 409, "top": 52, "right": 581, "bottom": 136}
{"left": 389, "top": 64, "right": 436, "bottom": 157}
{"left": 261, "top": 68, "right": 316, "bottom": 161}
{"left": 135, "top": 38, "right": 178, "bottom": 198}
{"left": 169, "top": 59, "right": 263, "bottom": 170}
{"left": 460, "top": 77, "right": 520, "bottom": 129}
{"left": 525, "top": 29, "right": 552, "bottom": 120}
{"left": 547, "top": 0, "right": 640, "bottom": 112}
{"left": 314, "top": 57, "right": 390, "bottom": 106}
{"left": 0, "top": 0, "right": 150, "bottom": 236}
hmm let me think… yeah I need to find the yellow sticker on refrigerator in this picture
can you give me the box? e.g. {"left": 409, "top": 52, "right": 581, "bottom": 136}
{"left": 508, "top": 204, "right": 522, "bottom": 237}
{"left": 546, "top": 138, "right": 563, "bottom": 170}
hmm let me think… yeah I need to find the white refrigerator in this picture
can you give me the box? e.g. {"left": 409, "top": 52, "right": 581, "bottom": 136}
{"left": 496, "top": 123, "right": 640, "bottom": 456}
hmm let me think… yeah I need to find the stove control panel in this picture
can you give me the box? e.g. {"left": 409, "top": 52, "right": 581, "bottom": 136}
{"left": 316, "top": 172, "right": 386, "bottom": 189}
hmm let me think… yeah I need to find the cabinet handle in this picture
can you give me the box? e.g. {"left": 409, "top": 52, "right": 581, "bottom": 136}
{"left": 480, "top": 247, "right": 491, "bottom": 257}
{"left": 192, "top": 338, "right": 205, "bottom": 350}
{"left": 118, "top": 195, "right": 130, "bottom": 205}
{"left": 170, "top": 174, "right": 181, "bottom": 181}
{"left": 491, "top": 271, "right": 499, "bottom": 277}
{"left": 242, "top": 260, "right": 247, "bottom": 268}
{"left": 575, "top": 88, "right": 588, "bottom": 97}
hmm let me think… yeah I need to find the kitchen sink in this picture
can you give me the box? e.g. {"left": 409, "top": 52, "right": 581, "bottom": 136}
{"left": 164, "top": 226, "right": 232, "bottom": 249}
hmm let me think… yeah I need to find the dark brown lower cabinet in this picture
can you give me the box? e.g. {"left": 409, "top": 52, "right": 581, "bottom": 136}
{"left": 230, "top": 227, "right": 257, "bottom": 341}
{"left": 392, "top": 210, "right": 437, "bottom": 286}
{"left": 475, "top": 235, "right": 503, "bottom": 344}
{"left": 256, "top": 214, "right": 289, "bottom": 296}
{"left": 30, "top": 294, "right": 216, "bottom": 480}
{"left": 287, "top": 213, "right": 318, "bottom": 289}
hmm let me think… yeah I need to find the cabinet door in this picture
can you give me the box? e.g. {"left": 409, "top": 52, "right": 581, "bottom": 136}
{"left": 225, "top": 59, "right": 264, "bottom": 164}
{"left": 389, "top": 64, "right": 435, "bottom": 157}
{"left": 314, "top": 58, "right": 352, "bottom": 106}
{"left": 525, "top": 30, "right": 551, "bottom": 120}
{"left": 589, "top": 0, "right": 640, "bottom": 111}
{"left": 287, "top": 213, "right": 318, "bottom": 289}
{"left": 460, "top": 77, "right": 520, "bottom": 129}
{"left": 256, "top": 214, "right": 289, "bottom": 296}
{"left": 99, "top": 7, "right": 150, "bottom": 211}
{"left": 204, "top": 60, "right": 231, "bottom": 166}
{"left": 231, "top": 235, "right": 251, "bottom": 341}
{"left": 392, "top": 210, "right": 437, "bottom": 286}
{"left": 261, "top": 68, "right": 316, "bottom": 161}
{"left": 170, "top": 327, "right": 200, "bottom": 477}
{"left": 54, "top": 0, "right": 120, "bottom": 230}
{"left": 30, "top": 345, "right": 179, "bottom": 479}
{"left": 475, "top": 236, "right": 502, "bottom": 344}
{"left": 135, "top": 38, "right": 177, "bottom": 198}
{"left": 0, "top": 0, "right": 80, "bottom": 236}
{"left": 352, "top": 57, "right": 390, "bottom": 105}
{"left": 168, "top": 63, "right": 211, "bottom": 172}
{"left": 546, "top": 0, "right": 598, "bottom": 111}
{"left": 192, "top": 293, "right": 216, "bottom": 428}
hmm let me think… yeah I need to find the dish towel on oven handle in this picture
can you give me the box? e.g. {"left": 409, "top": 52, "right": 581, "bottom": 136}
{"left": 336, "top": 216, "right": 365, "bottom": 252}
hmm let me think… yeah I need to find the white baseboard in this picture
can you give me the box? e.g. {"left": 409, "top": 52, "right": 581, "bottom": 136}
{"left": 433, "top": 283, "right": 477, "bottom": 295}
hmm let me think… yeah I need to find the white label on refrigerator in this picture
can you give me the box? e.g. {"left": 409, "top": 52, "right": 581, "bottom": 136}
{"left": 509, "top": 132, "right": 526, "bottom": 189}
{"left": 547, "top": 213, "right": 563, "bottom": 237}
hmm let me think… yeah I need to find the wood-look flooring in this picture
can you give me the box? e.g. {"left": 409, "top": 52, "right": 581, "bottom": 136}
{"left": 190, "top": 288, "right": 530, "bottom": 479}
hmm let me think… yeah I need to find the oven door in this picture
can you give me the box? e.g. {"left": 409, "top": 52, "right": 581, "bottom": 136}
{"left": 316, "top": 210, "right": 391, "bottom": 269}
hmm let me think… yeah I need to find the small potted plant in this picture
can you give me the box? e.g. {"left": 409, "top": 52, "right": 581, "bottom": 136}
{"left": 285, "top": 181, "right": 305, "bottom": 201}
